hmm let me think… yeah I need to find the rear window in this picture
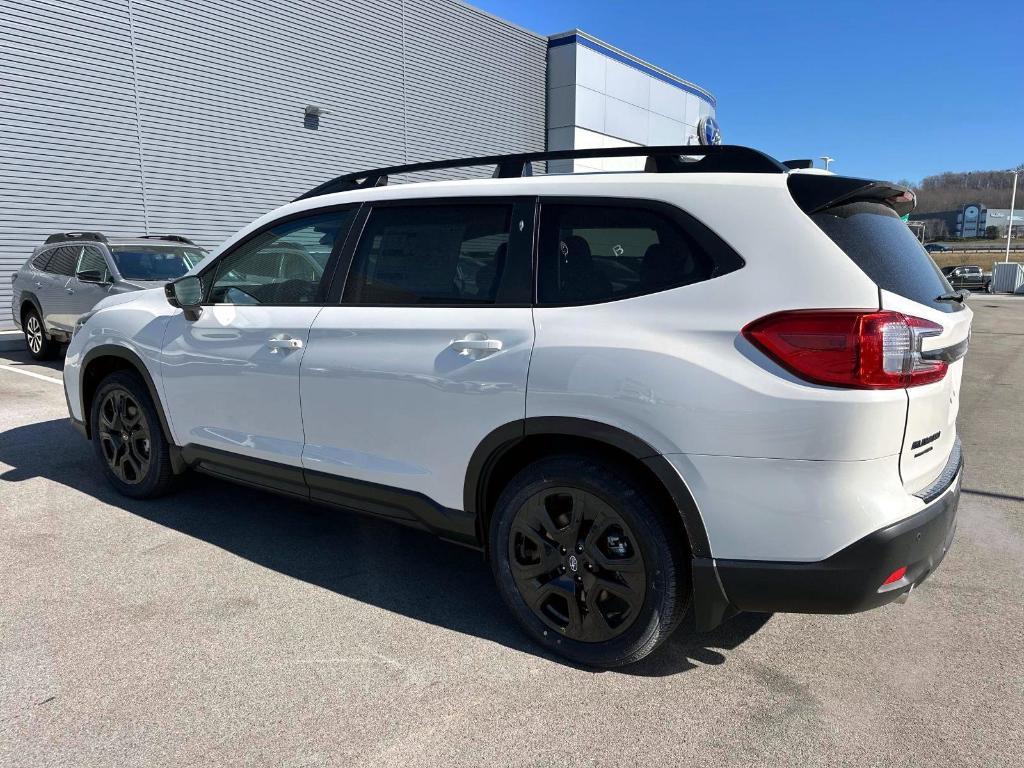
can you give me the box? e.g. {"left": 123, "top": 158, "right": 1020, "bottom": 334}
{"left": 111, "top": 245, "right": 205, "bottom": 281}
{"left": 811, "top": 201, "right": 960, "bottom": 313}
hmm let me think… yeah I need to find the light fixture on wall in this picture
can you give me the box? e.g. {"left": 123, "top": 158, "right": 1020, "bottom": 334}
{"left": 304, "top": 105, "right": 323, "bottom": 130}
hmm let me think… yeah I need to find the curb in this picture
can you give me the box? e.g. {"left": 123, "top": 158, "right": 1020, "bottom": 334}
{"left": 0, "top": 331, "right": 25, "bottom": 353}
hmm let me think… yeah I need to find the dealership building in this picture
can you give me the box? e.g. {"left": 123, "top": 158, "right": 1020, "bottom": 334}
{"left": 1, "top": 0, "right": 717, "bottom": 329}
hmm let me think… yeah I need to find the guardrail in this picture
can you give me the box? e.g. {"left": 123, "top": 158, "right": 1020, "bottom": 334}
{"left": 932, "top": 244, "right": 1024, "bottom": 252}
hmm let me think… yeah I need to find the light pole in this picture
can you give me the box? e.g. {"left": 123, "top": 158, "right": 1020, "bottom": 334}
{"left": 1006, "top": 170, "right": 1019, "bottom": 263}
{"left": 821, "top": 156, "right": 834, "bottom": 172}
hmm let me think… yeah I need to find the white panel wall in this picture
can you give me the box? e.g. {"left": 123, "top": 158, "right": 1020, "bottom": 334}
{"left": 0, "top": 0, "right": 547, "bottom": 328}
{"left": 1, "top": 0, "right": 149, "bottom": 324}
{"left": 545, "top": 33, "right": 715, "bottom": 175}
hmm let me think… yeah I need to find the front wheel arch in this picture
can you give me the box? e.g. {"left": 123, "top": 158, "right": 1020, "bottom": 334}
{"left": 80, "top": 345, "right": 184, "bottom": 473}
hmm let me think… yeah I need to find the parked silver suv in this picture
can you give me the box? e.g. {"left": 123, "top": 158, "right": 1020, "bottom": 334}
{"left": 10, "top": 232, "right": 206, "bottom": 359}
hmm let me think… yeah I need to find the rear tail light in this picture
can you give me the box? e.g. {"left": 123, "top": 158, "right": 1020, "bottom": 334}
{"left": 742, "top": 310, "right": 946, "bottom": 389}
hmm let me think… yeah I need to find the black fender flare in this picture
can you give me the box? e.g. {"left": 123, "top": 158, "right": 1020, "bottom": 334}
{"left": 80, "top": 345, "right": 182, "bottom": 471}
{"left": 464, "top": 416, "right": 712, "bottom": 559}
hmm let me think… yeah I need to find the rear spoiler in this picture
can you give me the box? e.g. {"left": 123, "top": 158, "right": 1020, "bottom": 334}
{"left": 788, "top": 173, "right": 916, "bottom": 216}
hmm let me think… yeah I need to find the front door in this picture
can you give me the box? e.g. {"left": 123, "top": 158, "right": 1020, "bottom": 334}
{"left": 299, "top": 199, "right": 535, "bottom": 529}
{"left": 35, "top": 245, "right": 81, "bottom": 332}
{"left": 66, "top": 245, "right": 114, "bottom": 318}
{"left": 160, "top": 208, "right": 357, "bottom": 492}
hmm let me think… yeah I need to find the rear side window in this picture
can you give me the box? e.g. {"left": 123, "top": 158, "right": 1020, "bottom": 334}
{"left": 810, "top": 202, "right": 959, "bottom": 313}
{"left": 45, "top": 246, "right": 81, "bottom": 276}
{"left": 343, "top": 204, "right": 512, "bottom": 305}
{"left": 537, "top": 202, "right": 739, "bottom": 305}
{"left": 31, "top": 251, "right": 52, "bottom": 270}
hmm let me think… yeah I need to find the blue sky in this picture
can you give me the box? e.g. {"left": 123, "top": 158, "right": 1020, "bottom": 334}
{"left": 473, "top": 0, "right": 1023, "bottom": 182}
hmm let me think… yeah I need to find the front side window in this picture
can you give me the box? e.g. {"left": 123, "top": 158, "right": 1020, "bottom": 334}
{"left": 208, "top": 210, "right": 353, "bottom": 305}
{"left": 537, "top": 203, "right": 724, "bottom": 305}
{"left": 111, "top": 245, "right": 204, "bottom": 281}
{"left": 342, "top": 204, "right": 512, "bottom": 305}
{"left": 75, "top": 246, "right": 111, "bottom": 281}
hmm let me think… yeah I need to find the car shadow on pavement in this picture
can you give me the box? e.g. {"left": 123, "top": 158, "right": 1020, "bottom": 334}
{"left": 0, "top": 348, "right": 65, "bottom": 374}
{"left": 0, "top": 417, "right": 769, "bottom": 676}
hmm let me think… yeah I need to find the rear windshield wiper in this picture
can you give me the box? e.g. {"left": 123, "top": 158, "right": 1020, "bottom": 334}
{"left": 936, "top": 290, "right": 969, "bottom": 303}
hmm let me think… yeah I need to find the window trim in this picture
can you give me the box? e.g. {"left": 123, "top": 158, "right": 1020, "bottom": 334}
{"left": 533, "top": 196, "right": 745, "bottom": 308}
{"left": 325, "top": 196, "right": 535, "bottom": 308}
{"left": 196, "top": 203, "right": 362, "bottom": 307}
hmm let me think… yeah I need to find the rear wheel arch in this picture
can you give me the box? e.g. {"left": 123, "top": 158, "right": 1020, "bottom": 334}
{"left": 19, "top": 294, "right": 44, "bottom": 328}
{"left": 466, "top": 417, "right": 711, "bottom": 559}
{"left": 80, "top": 346, "right": 180, "bottom": 470}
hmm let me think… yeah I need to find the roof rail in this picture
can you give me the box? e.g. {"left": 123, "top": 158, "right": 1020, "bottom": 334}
{"left": 44, "top": 231, "right": 108, "bottom": 245}
{"left": 295, "top": 144, "right": 788, "bottom": 201}
{"left": 139, "top": 234, "right": 197, "bottom": 245}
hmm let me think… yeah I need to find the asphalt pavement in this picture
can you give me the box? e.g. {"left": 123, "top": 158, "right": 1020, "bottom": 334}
{"left": 1, "top": 297, "right": 1022, "bottom": 767}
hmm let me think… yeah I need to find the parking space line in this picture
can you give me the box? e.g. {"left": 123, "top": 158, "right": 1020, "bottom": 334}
{"left": 0, "top": 364, "right": 63, "bottom": 386}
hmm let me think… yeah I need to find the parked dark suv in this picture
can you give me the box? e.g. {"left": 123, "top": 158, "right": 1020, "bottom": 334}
{"left": 10, "top": 232, "right": 206, "bottom": 359}
{"left": 942, "top": 265, "right": 990, "bottom": 292}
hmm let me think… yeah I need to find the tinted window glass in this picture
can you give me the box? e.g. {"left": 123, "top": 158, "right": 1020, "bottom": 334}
{"left": 537, "top": 204, "right": 721, "bottom": 305}
{"left": 76, "top": 246, "right": 111, "bottom": 281}
{"left": 811, "top": 202, "right": 960, "bottom": 313}
{"left": 45, "top": 246, "right": 81, "bottom": 276}
{"left": 209, "top": 210, "right": 352, "bottom": 305}
{"left": 31, "top": 251, "right": 53, "bottom": 270}
{"left": 343, "top": 204, "right": 512, "bottom": 305}
{"left": 111, "top": 246, "right": 204, "bottom": 281}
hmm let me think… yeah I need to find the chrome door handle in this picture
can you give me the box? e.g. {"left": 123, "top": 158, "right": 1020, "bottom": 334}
{"left": 451, "top": 337, "right": 502, "bottom": 355}
{"left": 35, "top": 281, "right": 43, "bottom": 289}
{"left": 267, "top": 336, "right": 304, "bottom": 353}
{"left": 65, "top": 288, "right": 75, "bottom": 294}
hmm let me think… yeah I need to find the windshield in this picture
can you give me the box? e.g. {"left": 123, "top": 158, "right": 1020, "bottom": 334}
{"left": 110, "top": 245, "right": 206, "bottom": 281}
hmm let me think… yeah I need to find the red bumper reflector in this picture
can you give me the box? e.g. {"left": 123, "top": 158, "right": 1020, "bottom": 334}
{"left": 882, "top": 566, "right": 907, "bottom": 585}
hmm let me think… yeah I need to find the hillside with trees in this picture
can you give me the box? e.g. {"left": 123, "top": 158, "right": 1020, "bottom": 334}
{"left": 900, "top": 167, "right": 1022, "bottom": 213}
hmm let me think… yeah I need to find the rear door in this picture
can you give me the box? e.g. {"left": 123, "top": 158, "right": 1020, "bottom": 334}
{"left": 809, "top": 201, "right": 971, "bottom": 493}
{"left": 299, "top": 198, "right": 535, "bottom": 522}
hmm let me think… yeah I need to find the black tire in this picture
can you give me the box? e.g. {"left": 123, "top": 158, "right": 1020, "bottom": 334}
{"left": 490, "top": 454, "right": 689, "bottom": 668}
{"left": 89, "top": 371, "right": 177, "bottom": 499}
{"left": 23, "top": 307, "right": 57, "bottom": 360}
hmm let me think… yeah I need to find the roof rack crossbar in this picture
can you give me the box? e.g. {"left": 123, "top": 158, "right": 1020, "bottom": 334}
{"left": 44, "top": 231, "right": 108, "bottom": 245}
{"left": 295, "top": 144, "right": 787, "bottom": 201}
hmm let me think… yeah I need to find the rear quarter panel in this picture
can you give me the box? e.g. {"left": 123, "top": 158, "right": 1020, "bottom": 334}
{"left": 527, "top": 176, "right": 908, "bottom": 462}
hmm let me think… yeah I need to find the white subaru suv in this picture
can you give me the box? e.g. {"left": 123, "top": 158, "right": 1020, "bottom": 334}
{"left": 63, "top": 146, "right": 969, "bottom": 667}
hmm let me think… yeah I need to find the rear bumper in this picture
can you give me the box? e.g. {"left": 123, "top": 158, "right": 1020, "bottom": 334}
{"left": 693, "top": 448, "right": 962, "bottom": 628}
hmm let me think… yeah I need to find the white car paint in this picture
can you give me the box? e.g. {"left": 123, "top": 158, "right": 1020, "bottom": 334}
{"left": 64, "top": 167, "right": 970, "bottom": 565}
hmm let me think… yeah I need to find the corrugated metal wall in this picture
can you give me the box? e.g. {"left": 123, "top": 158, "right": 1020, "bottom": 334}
{"left": 0, "top": 0, "right": 547, "bottom": 328}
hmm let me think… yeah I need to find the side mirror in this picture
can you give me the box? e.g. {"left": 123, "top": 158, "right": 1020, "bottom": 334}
{"left": 165, "top": 276, "right": 203, "bottom": 321}
{"left": 76, "top": 268, "right": 108, "bottom": 284}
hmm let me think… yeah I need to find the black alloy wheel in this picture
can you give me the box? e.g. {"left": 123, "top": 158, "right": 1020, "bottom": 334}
{"left": 90, "top": 371, "right": 177, "bottom": 499}
{"left": 491, "top": 454, "right": 689, "bottom": 668}
{"left": 97, "top": 388, "right": 152, "bottom": 484}
{"left": 509, "top": 487, "right": 646, "bottom": 642}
